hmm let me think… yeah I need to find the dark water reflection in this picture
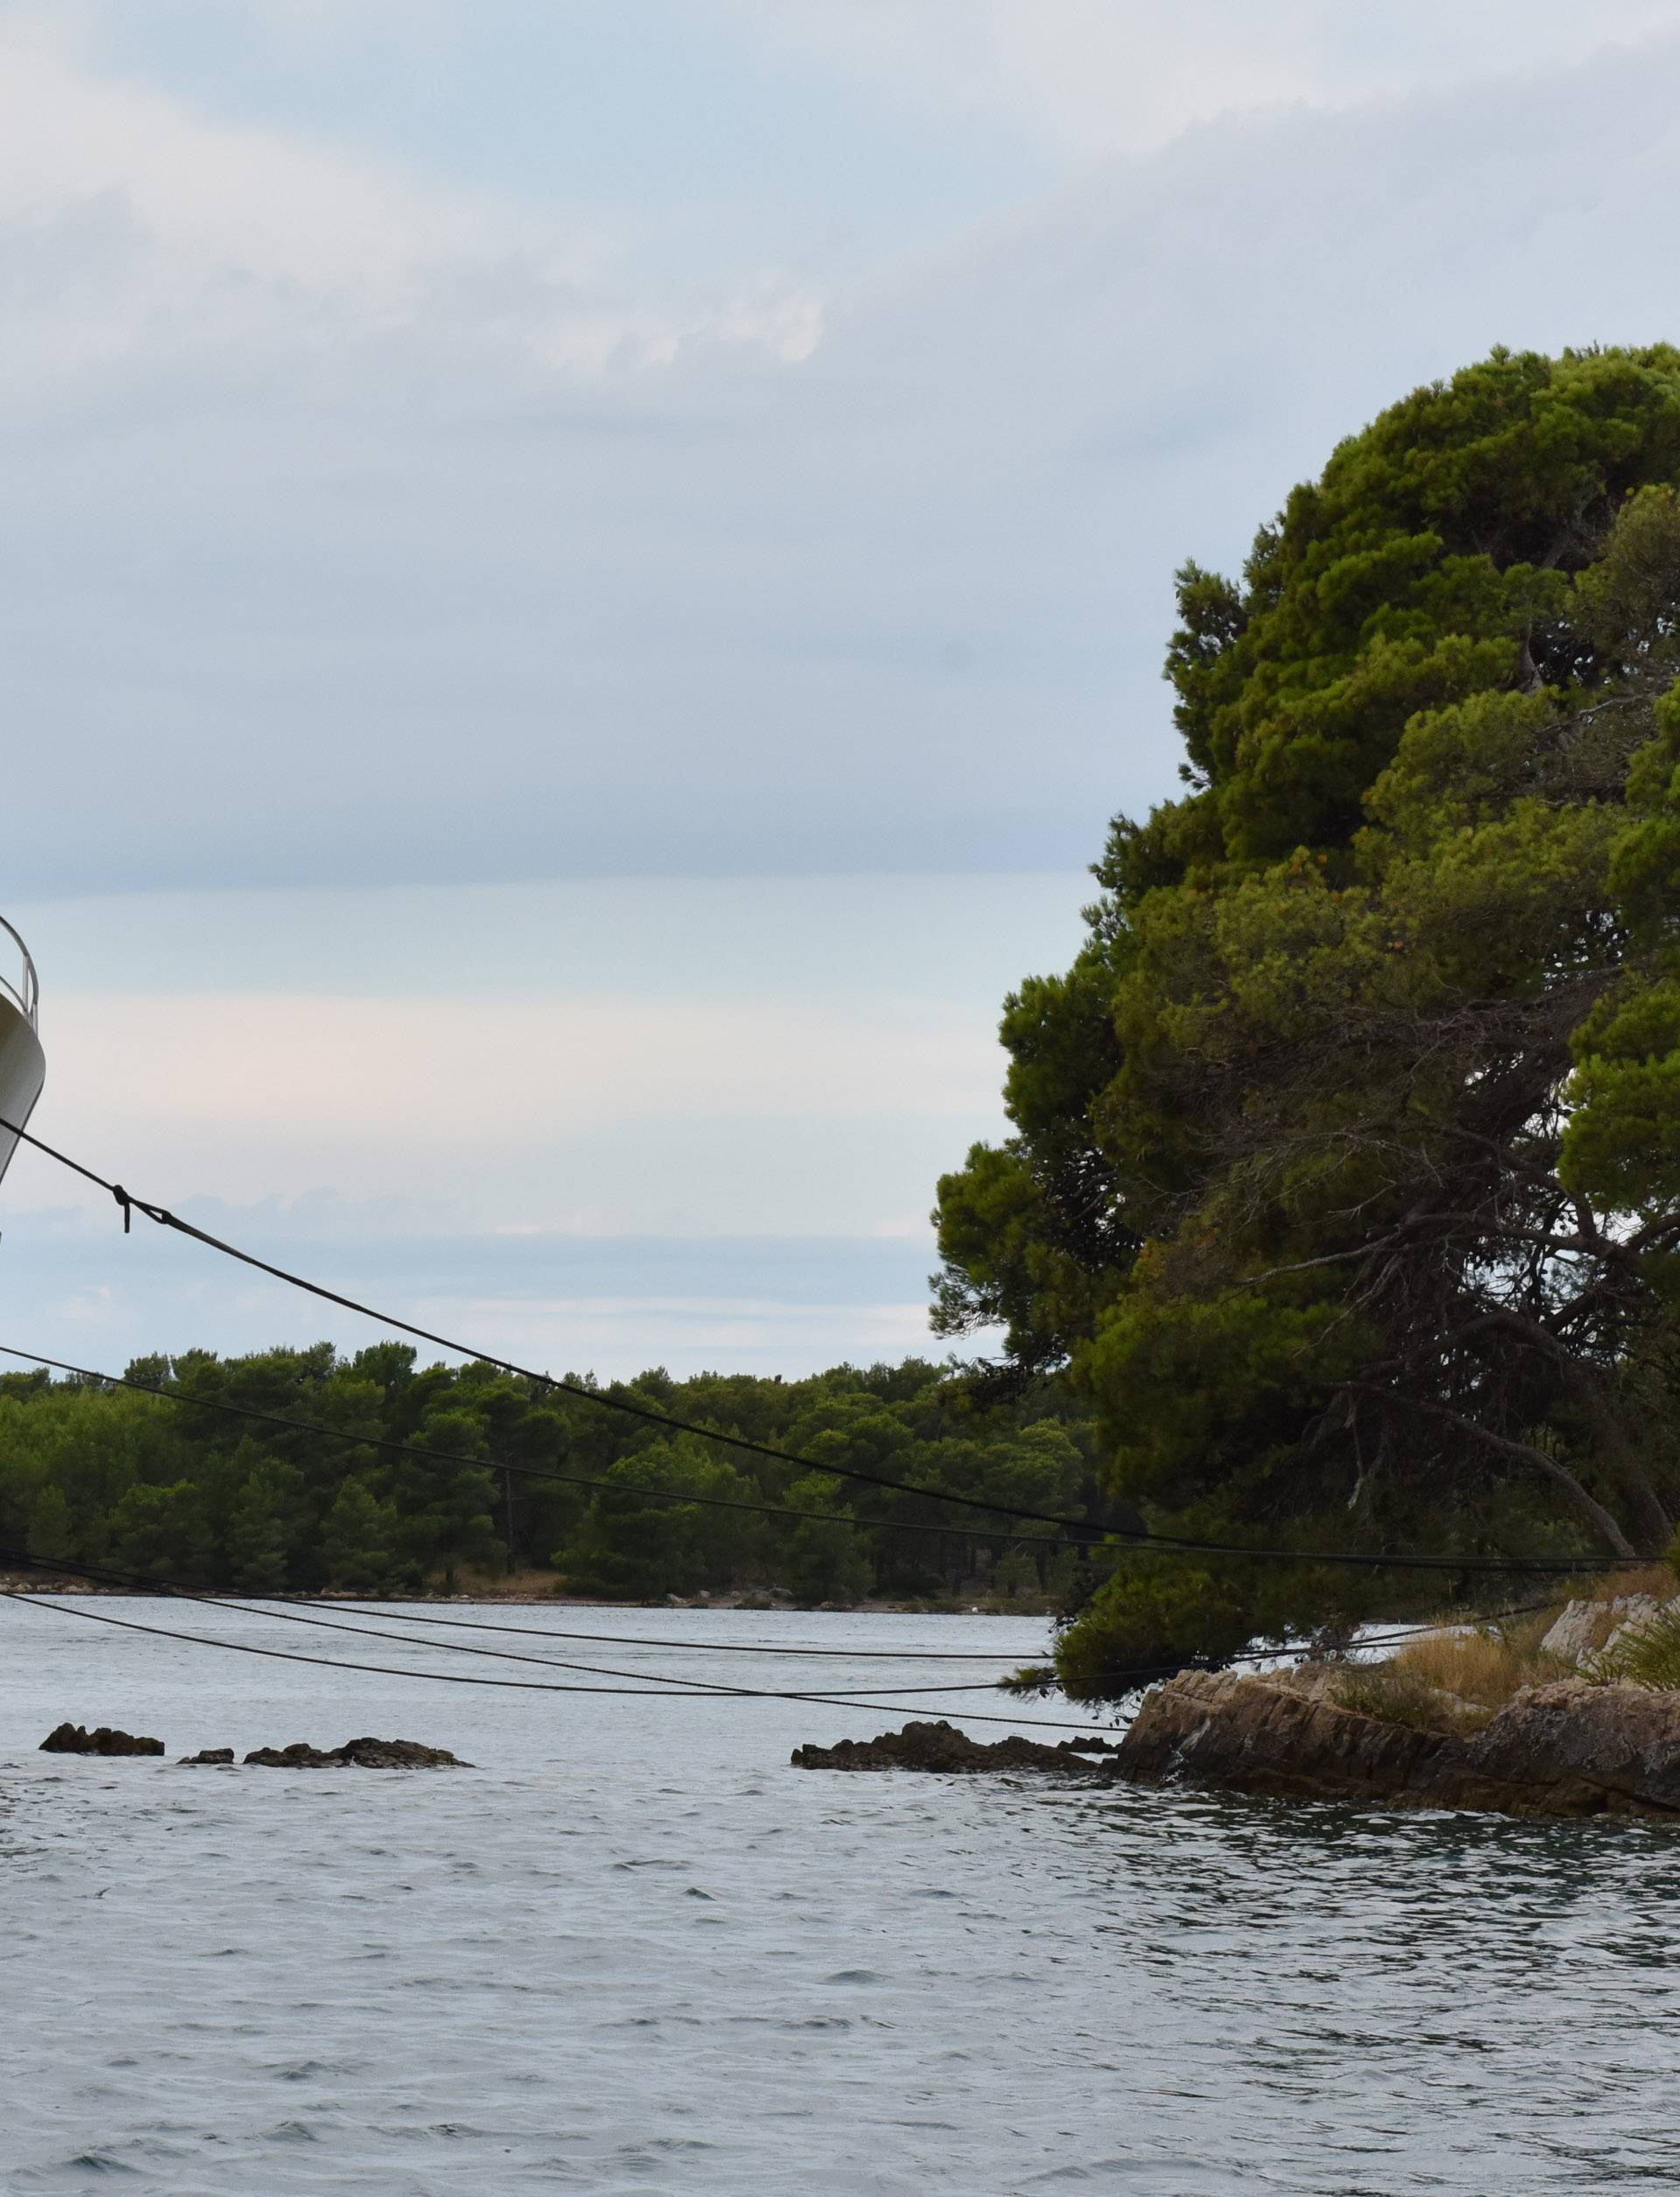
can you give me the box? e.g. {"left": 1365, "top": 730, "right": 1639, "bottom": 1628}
{"left": 3, "top": 1599, "right": 1676, "bottom": 2194}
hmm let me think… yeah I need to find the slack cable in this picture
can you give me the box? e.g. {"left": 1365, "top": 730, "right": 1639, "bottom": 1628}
{"left": 1, "top": 1588, "right": 1117, "bottom": 1732}
{"left": 4, "top": 1550, "right": 1554, "bottom": 1701}
{"left": 0, "top": 1117, "right": 1110, "bottom": 1539}
{"left": 0, "top": 1549, "right": 1013, "bottom": 1699}
{"left": 0, "top": 1118, "right": 1643, "bottom": 1576}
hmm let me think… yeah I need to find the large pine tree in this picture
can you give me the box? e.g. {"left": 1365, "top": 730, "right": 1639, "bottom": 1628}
{"left": 933, "top": 346, "right": 1680, "bottom": 1694}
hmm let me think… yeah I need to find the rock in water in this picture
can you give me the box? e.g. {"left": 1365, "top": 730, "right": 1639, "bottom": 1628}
{"left": 791, "top": 1719, "right": 1106, "bottom": 1774}
{"left": 242, "top": 1736, "right": 466, "bottom": 1768}
{"left": 39, "top": 1723, "right": 164, "bottom": 1757}
{"left": 1113, "top": 1672, "right": 1449, "bottom": 1806}
{"left": 334, "top": 1737, "right": 466, "bottom": 1768}
{"left": 178, "top": 1747, "right": 235, "bottom": 1765}
{"left": 1113, "top": 1669, "right": 1680, "bottom": 1818}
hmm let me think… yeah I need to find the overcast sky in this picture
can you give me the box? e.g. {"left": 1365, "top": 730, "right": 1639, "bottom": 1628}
{"left": 4, "top": 0, "right": 1680, "bottom": 1377}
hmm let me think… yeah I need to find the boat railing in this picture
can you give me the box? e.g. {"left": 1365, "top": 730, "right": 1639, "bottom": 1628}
{"left": 0, "top": 917, "right": 38, "bottom": 1032}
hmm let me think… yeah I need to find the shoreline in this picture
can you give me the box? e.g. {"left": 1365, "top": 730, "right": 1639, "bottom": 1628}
{"left": 0, "top": 1575, "right": 1052, "bottom": 1617}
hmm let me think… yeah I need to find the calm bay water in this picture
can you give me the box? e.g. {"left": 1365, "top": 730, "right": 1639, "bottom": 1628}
{"left": 4, "top": 1597, "right": 1678, "bottom": 2194}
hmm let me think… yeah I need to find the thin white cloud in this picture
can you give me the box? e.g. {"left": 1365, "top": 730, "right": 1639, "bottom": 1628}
{"left": 724, "top": 0, "right": 1680, "bottom": 157}
{"left": 0, "top": 875, "right": 1088, "bottom": 1263}
{"left": 45, "top": 989, "right": 999, "bottom": 1140}
{"left": 5, "top": 2, "right": 1680, "bottom": 1375}
{"left": 6, "top": 25, "right": 1680, "bottom": 905}
{"left": 0, "top": 15, "right": 821, "bottom": 390}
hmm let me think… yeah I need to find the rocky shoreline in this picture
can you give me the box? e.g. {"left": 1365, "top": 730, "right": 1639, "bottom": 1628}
{"left": 3, "top": 1576, "right": 1038, "bottom": 1615}
{"left": 1116, "top": 1669, "right": 1680, "bottom": 1817}
{"left": 795, "top": 1673, "right": 1680, "bottom": 1819}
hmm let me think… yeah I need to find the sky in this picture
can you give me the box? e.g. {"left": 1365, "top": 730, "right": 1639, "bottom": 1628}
{"left": 4, "top": 0, "right": 1680, "bottom": 1378}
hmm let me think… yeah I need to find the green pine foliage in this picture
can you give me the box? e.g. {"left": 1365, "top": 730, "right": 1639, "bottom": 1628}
{"left": 0, "top": 1346, "right": 1098, "bottom": 1606}
{"left": 934, "top": 345, "right": 1680, "bottom": 1696}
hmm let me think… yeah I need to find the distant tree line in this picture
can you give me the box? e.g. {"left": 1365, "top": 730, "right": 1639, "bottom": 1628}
{"left": 0, "top": 1345, "right": 1103, "bottom": 1605}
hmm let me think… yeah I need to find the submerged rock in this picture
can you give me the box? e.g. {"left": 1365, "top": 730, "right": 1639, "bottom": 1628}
{"left": 39, "top": 1723, "right": 164, "bottom": 1757}
{"left": 791, "top": 1718, "right": 1110, "bottom": 1774}
{"left": 242, "top": 1736, "right": 467, "bottom": 1769}
{"left": 1114, "top": 1669, "right": 1680, "bottom": 1818}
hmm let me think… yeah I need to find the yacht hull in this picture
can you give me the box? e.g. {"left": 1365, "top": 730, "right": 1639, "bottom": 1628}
{"left": 0, "top": 994, "right": 46, "bottom": 1184}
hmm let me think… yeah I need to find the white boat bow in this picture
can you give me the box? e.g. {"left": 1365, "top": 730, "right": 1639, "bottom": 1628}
{"left": 0, "top": 917, "right": 46, "bottom": 1184}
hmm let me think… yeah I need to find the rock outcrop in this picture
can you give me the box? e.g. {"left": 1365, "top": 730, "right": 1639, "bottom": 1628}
{"left": 179, "top": 1747, "right": 235, "bottom": 1765}
{"left": 794, "top": 1682, "right": 1680, "bottom": 1816}
{"left": 242, "top": 1736, "right": 466, "bottom": 1769}
{"left": 791, "top": 1719, "right": 1114, "bottom": 1774}
{"left": 1538, "top": 1593, "right": 1680, "bottom": 1668}
{"left": 1115, "top": 1669, "right": 1680, "bottom": 1818}
{"left": 39, "top": 1723, "right": 164, "bottom": 1757}
{"left": 1603, "top": 1597, "right": 1680, "bottom": 1664}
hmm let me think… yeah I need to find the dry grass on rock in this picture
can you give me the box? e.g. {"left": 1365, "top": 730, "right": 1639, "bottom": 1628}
{"left": 1387, "top": 1616, "right": 1565, "bottom": 1710}
{"left": 1326, "top": 1664, "right": 1480, "bottom": 1735}
{"left": 1319, "top": 1571, "right": 1680, "bottom": 1733}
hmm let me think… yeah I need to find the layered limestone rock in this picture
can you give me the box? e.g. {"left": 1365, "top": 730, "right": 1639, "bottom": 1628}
{"left": 792, "top": 1675, "right": 1680, "bottom": 1816}
{"left": 1538, "top": 1594, "right": 1680, "bottom": 1667}
{"left": 1602, "top": 1597, "right": 1680, "bottom": 1664}
{"left": 1115, "top": 1669, "right": 1680, "bottom": 1817}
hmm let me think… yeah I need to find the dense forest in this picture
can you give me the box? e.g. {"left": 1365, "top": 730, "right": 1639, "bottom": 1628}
{"left": 937, "top": 344, "right": 1680, "bottom": 1692}
{"left": 0, "top": 1347, "right": 1104, "bottom": 1607}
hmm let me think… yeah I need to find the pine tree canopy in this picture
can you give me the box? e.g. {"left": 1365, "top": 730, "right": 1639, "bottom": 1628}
{"left": 933, "top": 345, "right": 1680, "bottom": 1692}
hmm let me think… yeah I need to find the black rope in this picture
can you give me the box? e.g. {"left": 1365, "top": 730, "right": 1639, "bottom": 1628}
{"left": 0, "top": 1115, "right": 1642, "bottom": 1576}
{"left": 253, "top": 1594, "right": 1554, "bottom": 1690}
{"left": 0, "top": 1550, "right": 1014, "bottom": 1701}
{"left": 0, "top": 1121, "right": 1108, "bottom": 1537}
{"left": 346, "top": 1597, "right": 1548, "bottom": 1663}
{"left": 1, "top": 1549, "right": 1551, "bottom": 1700}
{"left": 0, "top": 1587, "right": 1113, "bottom": 1731}
{"left": 348, "top": 1602, "right": 1037, "bottom": 1659}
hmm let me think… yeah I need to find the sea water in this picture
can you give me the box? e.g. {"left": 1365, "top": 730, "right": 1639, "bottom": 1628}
{"left": 3, "top": 1598, "right": 1676, "bottom": 2194}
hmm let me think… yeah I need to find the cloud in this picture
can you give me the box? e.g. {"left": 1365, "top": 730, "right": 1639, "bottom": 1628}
{"left": 0, "top": 872, "right": 1087, "bottom": 1274}
{"left": 8, "top": 980, "right": 1005, "bottom": 1251}
{"left": 46, "top": 988, "right": 998, "bottom": 1142}
{"left": 0, "top": 15, "right": 821, "bottom": 392}
{"left": 8, "top": 7, "right": 1680, "bottom": 1371}
{"left": 723, "top": 0, "right": 1680, "bottom": 157}
{"left": 0, "top": 1218, "right": 947, "bottom": 1377}
{"left": 4, "top": 20, "right": 1680, "bottom": 907}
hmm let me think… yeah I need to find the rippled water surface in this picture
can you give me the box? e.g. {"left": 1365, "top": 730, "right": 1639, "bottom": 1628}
{"left": 4, "top": 1597, "right": 1679, "bottom": 2194}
